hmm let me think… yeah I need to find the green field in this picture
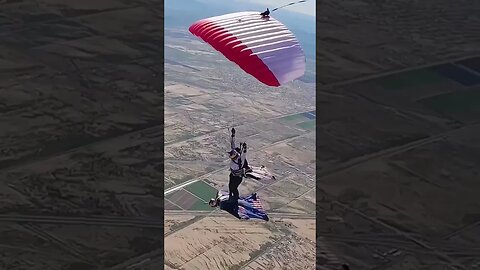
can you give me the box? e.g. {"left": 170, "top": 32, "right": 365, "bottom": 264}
{"left": 375, "top": 68, "right": 445, "bottom": 90}
{"left": 419, "top": 89, "right": 480, "bottom": 117}
{"left": 297, "top": 120, "right": 316, "bottom": 130}
{"left": 190, "top": 199, "right": 214, "bottom": 211}
{"left": 280, "top": 113, "right": 309, "bottom": 122}
{"left": 184, "top": 180, "right": 218, "bottom": 202}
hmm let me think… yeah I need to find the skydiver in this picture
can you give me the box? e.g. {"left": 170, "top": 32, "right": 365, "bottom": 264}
{"left": 228, "top": 128, "right": 251, "bottom": 201}
{"left": 244, "top": 165, "right": 276, "bottom": 181}
{"left": 208, "top": 190, "right": 269, "bottom": 221}
{"left": 209, "top": 190, "right": 241, "bottom": 219}
{"left": 260, "top": 8, "right": 270, "bottom": 18}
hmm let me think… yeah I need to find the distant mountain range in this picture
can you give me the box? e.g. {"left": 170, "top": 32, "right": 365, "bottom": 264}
{"left": 165, "top": 0, "right": 315, "bottom": 61}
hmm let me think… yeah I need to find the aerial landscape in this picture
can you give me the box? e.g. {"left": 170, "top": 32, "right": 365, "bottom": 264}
{"left": 0, "top": 0, "right": 165, "bottom": 269}
{"left": 164, "top": 0, "right": 317, "bottom": 269}
{"left": 314, "top": 1, "right": 480, "bottom": 269}
{"left": 0, "top": 0, "right": 479, "bottom": 269}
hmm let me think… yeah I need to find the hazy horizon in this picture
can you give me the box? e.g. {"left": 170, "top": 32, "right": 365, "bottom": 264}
{"left": 165, "top": 0, "right": 316, "bottom": 62}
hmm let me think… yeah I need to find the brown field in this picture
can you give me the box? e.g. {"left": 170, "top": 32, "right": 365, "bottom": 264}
{"left": 164, "top": 217, "right": 281, "bottom": 269}
{"left": 165, "top": 215, "right": 198, "bottom": 236}
{"left": 281, "top": 218, "right": 316, "bottom": 242}
{"left": 243, "top": 234, "right": 316, "bottom": 270}
{"left": 0, "top": 0, "right": 167, "bottom": 269}
{"left": 319, "top": 0, "right": 480, "bottom": 84}
{"left": 164, "top": 215, "right": 317, "bottom": 270}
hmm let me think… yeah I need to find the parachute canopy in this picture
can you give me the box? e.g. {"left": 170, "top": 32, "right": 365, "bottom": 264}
{"left": 189, "top": 11, "right": 306, "bottom": 87}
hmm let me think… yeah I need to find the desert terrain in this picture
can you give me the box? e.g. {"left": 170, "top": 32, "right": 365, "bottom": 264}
{"left": 163, "top": 6, "right": 317, "bottom": 268}
{"left": 0, "top": 0, "right": 165, "bottom": 269}
{"left": 1, "top": 0, "right": 479, "bottom": 269}
{"left": 315, "top": 0, "right": 480, "bottom": 269}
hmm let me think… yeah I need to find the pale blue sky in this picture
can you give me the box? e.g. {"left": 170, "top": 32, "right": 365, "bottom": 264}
{"left": 244, "top": 0, "right": 315, "bottom": 16}
{"left": 192, "top": 0, "right": 315, "bottom": 17}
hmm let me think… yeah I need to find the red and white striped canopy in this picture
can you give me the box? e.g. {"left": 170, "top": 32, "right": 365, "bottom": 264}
{"left": 189, "top": 11, "right": 306, "bottom": 87}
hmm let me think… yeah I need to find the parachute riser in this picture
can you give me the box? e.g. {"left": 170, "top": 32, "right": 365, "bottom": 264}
{"left": 271, "top": 0, "right": 308, "bottom": 12}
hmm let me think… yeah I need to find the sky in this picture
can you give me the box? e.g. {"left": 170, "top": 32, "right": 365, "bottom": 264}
{"left": 242, "top": 0, "right": 315, "bottom": 16}
{"left": 192, "top": 0, "right": 315, "bottom": 17}
{"left": 166, "top": 0, "right": 315, "bottom": 60}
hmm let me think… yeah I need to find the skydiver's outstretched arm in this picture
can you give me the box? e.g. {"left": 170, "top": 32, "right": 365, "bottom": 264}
{"left": 230, "top": 128, "right": 236, "bottom": 150}
{"left": 241, "top": 142, "right": 247, "bottom": 153}
{"left": 240, "top": 142, "right": 247, "bottom": 166}
{"left": 230, "top": 135, "right": 236, "bottom": 150}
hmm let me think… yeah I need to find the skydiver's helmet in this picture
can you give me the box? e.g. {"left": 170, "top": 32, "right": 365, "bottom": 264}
{"left": 229, "top": 149, "right": 240, "bottom": 160}
{"left": 208, "top": 198, "right": 218, "bottom": 207}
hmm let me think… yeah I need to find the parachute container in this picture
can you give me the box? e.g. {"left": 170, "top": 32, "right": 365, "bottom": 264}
{"left": 189, "top": 11, "right": 306, "bottom": 87}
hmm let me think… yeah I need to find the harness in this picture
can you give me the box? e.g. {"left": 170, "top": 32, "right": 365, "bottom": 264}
{"left": 231, "top": 169, "right": 244, "bottom": 177}
{"left": 230, "top": 153, "right": 244, "bottom": 176}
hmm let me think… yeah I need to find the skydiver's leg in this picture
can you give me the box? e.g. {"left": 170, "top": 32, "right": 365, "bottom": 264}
{"left": 231, "top": 186, "right": 239, "bottom": 201}
{"left": 231, "top": 175, "right": 242, "bottom": 200}
{"left": 228, "top": 173, "right": 235, "bottom": 200}
{"left": 233, "top": 176, "right": 243, "bottom": 200}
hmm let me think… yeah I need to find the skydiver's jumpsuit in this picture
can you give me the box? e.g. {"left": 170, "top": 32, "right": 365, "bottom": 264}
{"left": 216, "top": 190, "right": 241, "bottom": 219}
{"left": 229, "top": 134, "right": 247, "bottom": 201}
{"left": 216, "top": 191, "right": 268, "bottom": 221}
